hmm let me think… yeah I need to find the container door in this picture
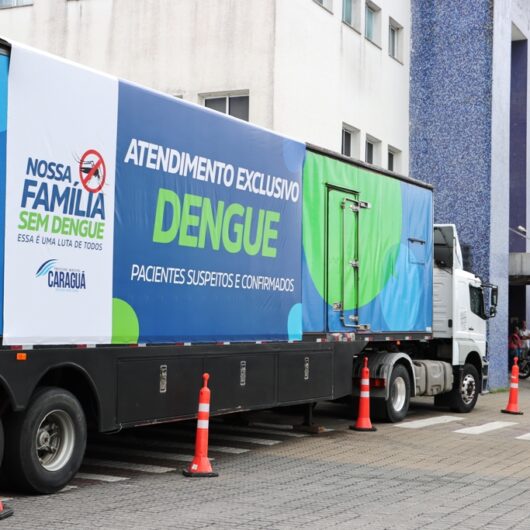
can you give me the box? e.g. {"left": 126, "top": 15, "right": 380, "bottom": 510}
{"left": 326, "top": 188, "right": 359, "bottom": 330}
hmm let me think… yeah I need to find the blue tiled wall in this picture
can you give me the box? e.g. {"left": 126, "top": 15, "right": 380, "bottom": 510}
{"left": 410, "top": 1, "right": 508, "bottom": 388}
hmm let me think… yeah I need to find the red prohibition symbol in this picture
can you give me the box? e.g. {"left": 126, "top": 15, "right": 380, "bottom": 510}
{"left": 79, "top": 149, "right": 106, "bottom": 193}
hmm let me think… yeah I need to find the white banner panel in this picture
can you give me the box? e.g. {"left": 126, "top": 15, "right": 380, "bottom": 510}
{"left": 4, "top": 45, "right": 117, "bottom": 344}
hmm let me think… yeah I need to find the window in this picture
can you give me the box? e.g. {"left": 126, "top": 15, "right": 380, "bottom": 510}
{"left": 389, "top": 18, "right": 402, "bottom": 60}
{"left": 314, "top": 0, "right": 333, "bottom": 11}
{"left": 0, "top": 0, "right": 32, "bottom": 7}
{"left": 204, "top": 94, "right": 249, "bottom": 122}
{"left": 364, "top": 1, "right": 381, "bottom": 45}
{"left": 342, "top": 130, "right": 352, "bottom": 157}
{"left": 388, "top": 146, "right": 401, "bottom": 172}
{"left": 365, "top": 134, "right": 381, "bottom": 165}
{"left": 342, "top": 0, "right": 361, "bottom": 30}
{"left": 365, "top": 5, "right": 375, "bottom": 41}
{"left": 342, "top": 125, "right": 360, "bottom": 158}
{"left": 365, "top": 140, "right": 374, "bottom": 164}
{"left": 469, "top": 286, "right": 486, "bottom": 320}
{"left": 343, "top": 0, "right": 353, "bottom": 25}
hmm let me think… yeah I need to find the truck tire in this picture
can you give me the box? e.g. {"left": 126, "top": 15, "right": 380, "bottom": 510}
{"left": 449, "top": 364, "right": 479, "bottom": 413}
{"left": 3, "top": 387, "right": 86, "bottom": 494}
{"left": 374, "top": 364, "right": 411, "bottom": 423}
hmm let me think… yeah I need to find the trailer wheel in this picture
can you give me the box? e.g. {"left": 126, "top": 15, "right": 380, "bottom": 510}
{"left": 3, "top": 387, "right": 86, "bottom": 494}
{"left": 374, "top": 364, "right": 410, "bottom": 423}
{"left": 449, "top": 364, "right": 479, "bottom": 413}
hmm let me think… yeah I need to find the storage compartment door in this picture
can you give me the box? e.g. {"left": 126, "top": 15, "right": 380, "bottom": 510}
{"left": 326, "top": 188, "right": 359, "bottom": 331}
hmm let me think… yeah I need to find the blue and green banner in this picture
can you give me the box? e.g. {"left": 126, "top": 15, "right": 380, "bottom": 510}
{"left": 3, "top": 44, "right": 304, "bottom": 345}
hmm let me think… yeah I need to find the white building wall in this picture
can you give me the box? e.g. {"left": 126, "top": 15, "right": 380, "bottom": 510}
{"left": 274, "top": 0, "right": 410, "bottom": 172}
{"left": 0, "top": 0, "right": 410, "bottom": 173}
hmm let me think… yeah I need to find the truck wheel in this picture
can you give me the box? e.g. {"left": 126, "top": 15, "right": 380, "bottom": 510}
{"left": 374, "top": 364, "right": 411, "bottom": 423}
{"left": 449, "top": 364, "right": 479, "bottom": 413}
{"left": 3, "top": 387, "right": 86, "bottom": 494}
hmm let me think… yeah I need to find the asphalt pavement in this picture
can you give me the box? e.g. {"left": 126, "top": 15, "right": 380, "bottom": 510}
{"left": 3, "top": 378, "right": 530, "bottom": 529}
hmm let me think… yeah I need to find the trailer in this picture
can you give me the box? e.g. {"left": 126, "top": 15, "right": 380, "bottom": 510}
{"left": 0, "top": 41, "right": 497, "bottom": 494}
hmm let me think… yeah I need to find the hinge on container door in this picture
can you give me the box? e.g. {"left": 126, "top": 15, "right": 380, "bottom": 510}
{"left": 349, "top": 260, "right": 359, "bottom": 269}
{"left": 333, "top": 302, "right": 342, "bottom": 311}
{"left": 354, "top": 324, "right": 371, "bottom": 331}
{"left": 343, "top": 314, "right": 371, "bottom": 331}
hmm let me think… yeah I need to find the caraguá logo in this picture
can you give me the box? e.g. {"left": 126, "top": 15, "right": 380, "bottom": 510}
{"left": 36, "top": 259, "right": 86, "bottom": 290}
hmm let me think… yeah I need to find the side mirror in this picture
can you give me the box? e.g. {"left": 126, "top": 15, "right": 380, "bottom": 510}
{"left": 491, "top": 286, "right": 498, "bottom": 308}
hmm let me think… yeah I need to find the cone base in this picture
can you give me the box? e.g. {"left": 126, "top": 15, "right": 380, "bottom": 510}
{"left": 0, "top": 505, "right": 14, "bottom": 520}
{"left": 349, "top": 425, "right": 377, "bottom": 432}
{"left": 182, "top": 469, "right": 219, "bottom": 478}
{"left": 501, "top": 409, "right": 523, "bottom": 415}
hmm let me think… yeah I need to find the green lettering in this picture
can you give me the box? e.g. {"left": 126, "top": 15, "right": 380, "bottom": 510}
{"left": 198, "top": 197, "right": 224, "bottom": 250}
{"left": 178, "top": 193, "right": 202, "bottom": 248}
{"left": 18, "top": 210, "right": 29, "bottom": 230}
{"left": 222, "top": 203, "right": 244, "bottom": 254}
{"left": 153, "top": 188, "right": 181, "bottom": 243}
{"left": 52, "top": 215, "right": 62, "bottom": 233}
{"left": 243, "top": 207, "right": 264, "bottom": 256}
{"left": 23, "top": 211, "right": 49, "bottom": 232}
{"left": 262, "top": 211, "right": 280, "bottom": 258}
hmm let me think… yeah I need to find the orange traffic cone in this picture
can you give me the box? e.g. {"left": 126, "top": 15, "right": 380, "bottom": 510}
{"left": 183, "top": 373, "right": 218, "bottom": 477}
{"left": 0, "top": 499, "right": 14, "bottom": 520}
{"left": 350, "top": 357, "right": 377, "bottom": 432}
{"left": 502, "top": 357, "right": 523, "bottom": 415}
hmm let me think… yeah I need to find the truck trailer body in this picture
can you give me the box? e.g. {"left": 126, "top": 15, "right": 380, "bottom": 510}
{"left": 0, "top": 41, "right": 497, "bottom": 494}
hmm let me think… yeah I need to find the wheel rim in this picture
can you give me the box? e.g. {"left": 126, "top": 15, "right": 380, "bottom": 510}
{"left": 461, "top": 373, "right": 476, "bottom": 405}
{"left": 35, "top": 409, "right": 75, "bottom": 472}
{"left": 391, "top": 376, "right": 406, "bottom": 411}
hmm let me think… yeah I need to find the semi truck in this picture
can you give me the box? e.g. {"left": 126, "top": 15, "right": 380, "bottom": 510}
{"left": 0, "top": 40, "right": 497, "bottom": 494}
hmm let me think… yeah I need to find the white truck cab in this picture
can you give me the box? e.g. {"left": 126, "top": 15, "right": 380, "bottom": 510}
{"left": 433, "top": 224, "right": 497, "bottom": 392}
{"left": 356, "top": 224, "right": 498, "bottom": 423}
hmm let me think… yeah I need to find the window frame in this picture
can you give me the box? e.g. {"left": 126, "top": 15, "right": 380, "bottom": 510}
{"left": 388, "top": 17, "right": 403, "bottom": 61}
{"left": 365, "top": 140, "right": 374, "bottom": 164}
{"left": 203, "top": 93, "right": 250, "bottom": 122}
{"left": 365, "top": 134, "right": 380, "bottom": 165}
{"left": 364, "top": 1, "right": 381, "bottom": 46}
{"left": 387, "top": 145, "right": 401, "bottom": 172}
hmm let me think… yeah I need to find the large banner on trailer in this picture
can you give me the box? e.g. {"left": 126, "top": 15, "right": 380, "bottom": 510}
{"left": 5, "top": 45, "right": 117, "bottom": 344}
{"left": 3, "top": 45, "right": 304, "bottom": 345}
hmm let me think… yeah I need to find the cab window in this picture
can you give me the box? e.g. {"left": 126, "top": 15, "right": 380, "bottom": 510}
{"left": 469, "top": 285, "right": 486, "bottom": 319}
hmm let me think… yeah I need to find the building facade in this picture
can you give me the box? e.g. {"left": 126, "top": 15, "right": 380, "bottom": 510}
{"left": 1, "top": 0, "right": 528, "bottom": 388}
{"left": 410, "top": 0, "right": 530, "bottom": 389}
{"left": 0, "top": 0, "right": 411, "bottom": 174}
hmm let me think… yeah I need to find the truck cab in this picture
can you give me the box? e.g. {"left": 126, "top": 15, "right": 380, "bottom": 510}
{"left": 433, "top": 224, "right": 497, "bottom": 392}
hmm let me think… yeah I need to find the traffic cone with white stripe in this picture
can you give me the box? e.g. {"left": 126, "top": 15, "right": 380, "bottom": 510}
{"left": 502, "top": 357, "right": 523, "bottom": 415}
{"left": 183, "top": 373, "right": 219, "bottom": 477}
{"left": 0, "top": 499, "right": 14, "bottom": 520}
{"left": 350, "top": 357, "right": 377, "bottom": 432}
